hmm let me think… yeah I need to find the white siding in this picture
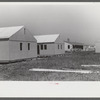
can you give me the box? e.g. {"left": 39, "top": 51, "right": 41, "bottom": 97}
{"left": 64, "top": 42, "right": 73, "bottom": 51}
{"left": 8, "top": 26, "right": 37, "bottom": 61}
{"left": 55, "top": 43, "right": 65, "bottom": 54}
{"left": 9, "top": 27, "right": 36, "bottom": 42}
{"left": 0, "top": 41, "right": 9, "bottom": 61}
{"left": 55, "top": 35, "right": 63, "bottom": 44}
{"left": 35, "top": 34, "right": 65, "bottom": 56}
{"left": 55, "top": 35, "right": 65, "bottom": 54}
{"left": 39, "top": 43, "right": 55, "bottom": 56}
{"left": 38, "top": 43, "right": 65, "bottom": 56}
{"left": 27, "top": 42, "right": 37, "bottom": 58}
{"left": 9, "top": 41, "right": 37, "bottom": 60}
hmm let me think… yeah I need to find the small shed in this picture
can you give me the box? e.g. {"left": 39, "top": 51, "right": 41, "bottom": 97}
{"left": 0, "top": 26, "right": 37, "bottom": 63}
{"left": 34, "top": 34, "right": 65, "bottom": 56}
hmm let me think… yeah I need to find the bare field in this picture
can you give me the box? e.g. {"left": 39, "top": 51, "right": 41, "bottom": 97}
{"left": 0, "top": 51, "right": 100, "bottom": 81}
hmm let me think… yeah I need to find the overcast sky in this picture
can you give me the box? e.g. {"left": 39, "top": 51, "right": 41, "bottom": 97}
{"left": 0, "top": 3, "right": 100, "bottom": 45}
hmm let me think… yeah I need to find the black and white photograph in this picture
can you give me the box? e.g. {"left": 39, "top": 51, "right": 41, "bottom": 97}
{"left": 0, "top": 2, "right": 100, "bottom": 81}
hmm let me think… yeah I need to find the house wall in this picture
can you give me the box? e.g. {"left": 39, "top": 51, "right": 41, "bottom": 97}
{"left": 95, "top": 42, "right": 100, "bottom": 53}
{"left": 0, "top": 41, "right": 9, "bottom": 61}
{"left": 9, "top": 41, "right": 37, "bottom": 61}
{"left": 10, "top": 27, "right": 36, "bottom": 42}
{"left": 55, "top": 43, "right": 65, "bottom": 54}
{"left": 38, "top": 43, "right": 55, "bottom": 56}
{"left": 8, "top": 26, "right": 37, "bottom": 61}
{"left": 64, "top": 42, "right": 73, "bottom": 51}
{"left": 55, "top": 35, "right": 63, "bottom": 43}
{"left": 55, "top": 35, "right": 65, "bottom": 54}
{"left": 36, "top": 34, "right": 65, "bottom": 56}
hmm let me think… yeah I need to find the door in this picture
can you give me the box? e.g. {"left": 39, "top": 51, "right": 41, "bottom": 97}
{"left": 37, "top": 45, "right": 40, "bottom": 55}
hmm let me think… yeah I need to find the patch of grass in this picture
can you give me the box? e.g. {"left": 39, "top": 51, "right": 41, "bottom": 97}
{"left": 0, "top": 51, "right": 100, "bottom": 81}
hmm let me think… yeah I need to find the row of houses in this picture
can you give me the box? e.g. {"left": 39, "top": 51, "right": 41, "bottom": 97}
{"left": 0, "top": 25, "right": 98, "bottom": 63}
{"left": 0, "top": 26, "right": 65, "bottom": 63}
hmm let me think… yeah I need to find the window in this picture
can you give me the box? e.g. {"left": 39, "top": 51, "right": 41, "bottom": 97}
{"left": 28, "top": 43, "right": 30, "bottom": 50}
{"left": 41, "top": 44, "right": 43, "bottom": 50}
{"left": 61, "top": 45, "right": 62, "bottom": 49}
{"left": 58, "top": 44, "right": 59, "bottom": 49}
{"left": 44, "top": 45, "right": 47, "bottom": 50}
{"left": 20, "top": 43, "right": 22, "bottom": 51}
{"left": 68, "top": 45, "right": 70, "bottom": 49}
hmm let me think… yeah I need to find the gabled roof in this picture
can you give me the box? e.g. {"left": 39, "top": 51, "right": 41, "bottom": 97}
{"left": 34, "top": 34, "right": 59, "bottom": 43}
{"left": 0, "top": 26, "right": 24, "bottom": 39}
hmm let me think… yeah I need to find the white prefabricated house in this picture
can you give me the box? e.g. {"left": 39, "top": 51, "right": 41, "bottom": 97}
{"left": 64, "top": 41, "right": 90, "bottom": 52}
{"left": 34, "top": 34, "right": 65, "bottom": 56}
{"left": 0, "top": 26, "right": 37, "bottom": 63}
